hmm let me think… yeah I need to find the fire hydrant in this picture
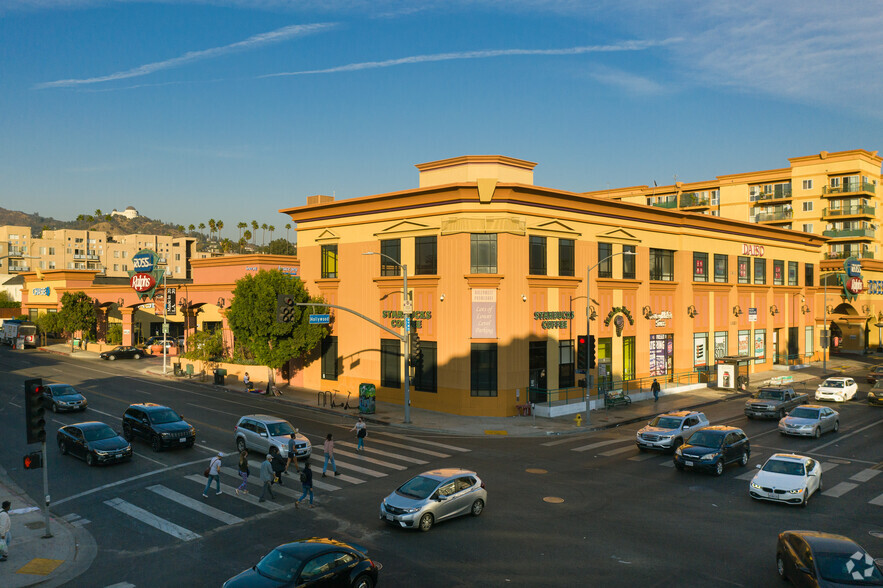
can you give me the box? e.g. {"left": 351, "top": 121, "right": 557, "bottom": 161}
{"left": 574, "top": 414, "right": 583, "bottom": 427}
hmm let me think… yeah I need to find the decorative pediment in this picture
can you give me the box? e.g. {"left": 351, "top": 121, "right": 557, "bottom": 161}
{"left": 527, "top": 219, "right": 581, "bottom": 237}
{"left": 315, "top": 229, "right": 340, "bottom": 242}
{"left": 375, "top": 220, "right": 436, "bottom": 237}
{"left": 595, "top": 228, "right": 640, "bottom": 243}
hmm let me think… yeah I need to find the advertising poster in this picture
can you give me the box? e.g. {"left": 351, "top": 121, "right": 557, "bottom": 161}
{"left": 738, "top": 332, "right": 750, "bottom": 356}
{"left": 754, "top": 332, "right": 766, "bottom": 361}
{"left": 717, "top": 364, "right": 735, "bottom": 389}
{"left": 693, "top": 335, "right": 707, "bottom": 367}
{"left": 471, "top": 289, "right": 496, "bottom": 339}
{"left": 714, "top": 332, "right": 727, "bottom": 360}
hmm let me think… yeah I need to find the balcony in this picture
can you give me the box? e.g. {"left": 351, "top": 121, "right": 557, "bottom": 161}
{"left": 650, "top": 199, "right": 678, "bottom": 209}
{"left": 825, "top": 251, "right": 874, "bottom": 260}
{"left": 822, "top": 205, "right": 876, "bottom": 218}
{"left": 679, "top": 193, "right": 712, "bottom": 208}
{"left": 755, "top": 210, "right": 793, "bottom": 223}
{"left": 752, "top": 185, "right": 792, "bottom": 201}
{"left": 822, "top": 228, "right": 876, "bottom": 239}
{"left": 7, "top": 248, "right": 25, "bottom": 257}
{"left": 8, "top": 265, "right": 30, "bottom": 272}
{"left": 822, "top": 181, "right": 876, "bottom": 196}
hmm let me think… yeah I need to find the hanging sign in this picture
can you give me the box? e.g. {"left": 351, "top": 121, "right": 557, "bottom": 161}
{"left": 128, "top": 249, "right": 163, "bottom": 299}
{"left": 130, "top": 273, "right": 156, "bottom": 293}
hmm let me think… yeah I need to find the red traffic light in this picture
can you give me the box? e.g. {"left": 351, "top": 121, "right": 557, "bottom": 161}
{"left": 23, "top": 451, "right": 43, "bottom": 470}
{"left": 577, "top": 335, "right": 587, "bottom": 345}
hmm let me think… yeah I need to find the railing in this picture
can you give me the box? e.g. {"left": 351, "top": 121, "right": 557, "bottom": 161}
{"left": 754, "top": 186, "right": 792, "bottom": 201}
{"left": 822, "top": 205, "right": 876, "bottom": 217}
{"left": 529, "top": 370, "right": 705, "bottom": 410}
{"left": 679, "top": 193, "right": 711, "bottom": 208}
{"left": 650, "top": 199, "right": 678, "bottom": 209}
{"left": 822, "top": 228, "right": 876, "bottom": 239}
{"left": 825, "top": 250, "right": 874, "bottom": 259}
{"left": 755, "top": 210, "right": 793, "bottom": 222}
{"left": 528, "top": 386, "right": 589, "bottom": 406}
{"left": 774, "top": 353, "right": 805, "bottom": 366}
{"left": 823, "top": 182, "right": 876, "bottom": 195}
{"left": 8, "top": 265, "right": 30, "bottom": 272}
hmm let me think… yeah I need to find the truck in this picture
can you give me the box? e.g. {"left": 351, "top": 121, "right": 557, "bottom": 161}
{"left": 744, "top": 385, "right": 808, "bottom": 420}
{"left": 1, "top": 319, "right": 38, "bottom": 348}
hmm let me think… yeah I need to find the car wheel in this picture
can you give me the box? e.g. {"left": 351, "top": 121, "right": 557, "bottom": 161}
{"left": 151, "top": 436, "right": 162, "bottom": 452}
{"left": 671, "top": 438, "right": 683, "bottom": 454}
{"left": 133, "top": 353, "right": 141, "bottom": 360}
{"left": 713, "top": 459, "right": 724, "bottom": 476}
{"left": 739, "top": 451, "right": 749, "bottom": 467}
{"left": 813, "top": 427, "right": 821, "bottom": 439}
{"left": 108, "top": 355, "right": 116, "bottom": 360}
{"left": 471, "top": 499, "right": 484, "bottom": 517}
{"left": 51, "top": 402, "right": 58, "bottom": 413}
{"left": 85, "top": 453, "right": 95, "bottom": 467}
{"left": 833, "top": 420, "right": 839, "bottom": 433}
{"left": 418, "top": 513, "right": 434, "bottom": 532}
{"left": 801, "top": 490, "right": 809, "bottom": 508}
{"left": 776, "top": 555, "right": 788, "bottom": 581}
{"left": 122, "top": 426, "right": 132, "bottom": 442}
{"left": 236, "top": 437, "right": 247, "bottom": 452}
{"left": 59, "top": 441, "right": 68, "bottom": 455}
{"left": 352, "top": 573, "right": 375, "bottom": 588}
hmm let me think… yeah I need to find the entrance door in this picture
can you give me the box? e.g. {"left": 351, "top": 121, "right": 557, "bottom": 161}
{"left": 787, "top": 326, "right": 799, "bottom": 359}
{"left": 528, "top": 341, "right": 547, "bottom": 402}
{"left": 772, "top": 330, "right": 780, "bottom": 364}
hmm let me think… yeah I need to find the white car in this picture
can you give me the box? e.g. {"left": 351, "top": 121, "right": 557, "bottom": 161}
{"left": 815, "top": 377, "right": 858, "bottom": 402}
{"left": 749, "top": 454, "right": 822, "bottom": 507}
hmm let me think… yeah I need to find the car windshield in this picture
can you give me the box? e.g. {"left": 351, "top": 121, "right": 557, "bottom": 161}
{"left": 822, "top": 379, "right": 844, "bottom": 388}
{"left": 267, "top": 421, "right": 295, "bottom": 436}
{"left": 51, "top": 385, "right": 78, "bottom": 397}
{"left": 649, "top": 416, "right": 682, "bottom": 429}
{"left": 397, "top": 475, "right": 441, "bottom": 500}
{"left": 149, "top": 409, "right": 182, "bottom": 424}
{"left": 686, "top": 431, "right": 723, "bottom": 448}
{"left": 255, "top": 548, "right": 304, "bottom": 583}
{"left": 788, "top": 407, "right": 820, "bottom": 420}
{"left": 762, "top": 459, "right": 805, "bottom": 476}
{"left": 757, "top": 389, "right": 783, "bottom": 400}
{"left": 83, "top": 425, "right": 118, "bottom": 442}
{"left": 816, "top": 551, "right": 883, "bottom": 585}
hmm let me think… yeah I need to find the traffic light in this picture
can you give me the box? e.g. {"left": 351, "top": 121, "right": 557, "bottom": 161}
{"left": 577, "top": 335, "right": 588, "bottom": 371}
{"left": 24, "top": 378, "right": 46, "bottom": 444}
{"left": 409, "top": 329, "right": 423, "bottom": 366}
{"left": 23, "top": 451, "right": 42, "bottom": 470}
{"left": 276, "top": 293, "right": 295, "bottom": 323}
{"left": 588, "top": 335, "right": 597, "bottom": 370}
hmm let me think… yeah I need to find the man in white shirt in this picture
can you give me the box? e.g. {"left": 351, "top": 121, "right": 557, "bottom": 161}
{"left": 0, "top": 500, "right": 11, "bottom": 561}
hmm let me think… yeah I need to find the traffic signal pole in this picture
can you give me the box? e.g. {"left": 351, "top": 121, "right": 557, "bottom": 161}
{"left": 24, "top": 379, "right": 51, "bottom": 537}
{"left": 41, "top": 439, "right": 51, "bottom": 538}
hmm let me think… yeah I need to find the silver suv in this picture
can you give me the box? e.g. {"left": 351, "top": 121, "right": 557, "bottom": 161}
{"left": 380, "top": 468, "right": 487, "bottom": 532}
{"left": 636, "top": 410, "right": 709, "bottom": 452}
{"left": 233, "top": 415, "right": 311, "bottom": 460}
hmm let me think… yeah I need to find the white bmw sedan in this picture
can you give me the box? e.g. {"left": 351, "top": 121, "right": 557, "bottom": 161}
{"left": 749, "top": 454, "right": 822, "bottom": 507}
{"left": 815, "top": 377, "right": 857, "bottom": 402}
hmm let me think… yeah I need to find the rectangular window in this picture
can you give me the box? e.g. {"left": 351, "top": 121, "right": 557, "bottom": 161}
{"left": 380, "top": 239, "right": 401, "bottom": 276}
{"left": 622, "top": 245, "right": 636, "bottom": 279}
{"left": 802, "top": 223, "right": 813, "bottom": 233}
{"left": 559, "top": 239, "right": 575, "bottom": 277}
{"left": 414, "top": 341, "right": 437, "bottom": 393}
{"left": 321, "top": 336, "right": 338, "bottom": 381}
{"left": 122, "top": 264, "right": 128, "bottom": 271}
{"left": 802, "top": 179, "right": 813, "bottom": 190}
{"left": 39, "top": 246, "right": 45, "bottom": 255}
{"left": 788, "top": 261, "right": 798, "bottom": 286}
{"left": 802, "top": 201, "right": 813, "bottom": 212}
{"left": 380, "top": 339, "right": 401, "bottom": 388}
{"left": 773, "top": 260, "right": 784, "bottom": 285}
{"left": 559, "top": 340, "right": 575, "bottom": 388}
{"left": 415, "top": 236, "right": 437, "bottom": 275}
{"left": 714, "top": 331, "right": 728, "bottom": 360}
{"left": 49, "top": 247, "right": 55, "bottom": 255}
{"left": 754, "top": 329, "right": 766, "bottom": 363}
{"left": 529, "top": 236, "right": 547, "bottom": 275}
{"left": 804, "top": 326, "right": 813, "bottom": 358}
{"left": 649, "top": 249, "right": 674, "bottom": 281}
{"left": 598, "top": 243, "right": 612, "bottom": 278}
{"left": 470, "top": 343, "right": 497, "bottom": 397}
{"left": 622, "top": 336, "right": 636, "bottom": 381}
{"left": 754, "top": 258, "right": 766, "bottom": 285}
{"left": 113, "top": 264, "right": 119, "bottom": 271}
{"left": 49, "top": 261, "right": 56, "bottom": 269}
{"left": 805, "top": 263, "right": 814, "bottom": 287}
{"left": 738, "top": 329, "right": 751, "bottom": 356}
{"left": 321, "top": 244, "right": 338, "bottom": 279}
{"left": 470, "top": 234, "right": 497, "bottom": 274}
{"left": 830, "top": 177, "right": 841, "bottom": 188}
{"left": 693, "top": 252, "right": 708, "bottom": 282}
{"left": 714, "top": 254, "right": 728, "bottom": 283}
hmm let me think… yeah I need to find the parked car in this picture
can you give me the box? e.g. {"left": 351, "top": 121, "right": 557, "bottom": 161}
{"left": 815, "top": 377, "right": 858, "bottom": 403}
{"left": 636, "top": 410, "right": 709, "bottom": 452}
{"left": 380, "top": 468, "right": 486, "bottom": 532}
{"left": 866, "top": 365, "right": 883, "bottom": 385}
{"left": 100, "top": 346, "right": 144, "bottom": 361}
{"left": 749, "top": 454, "right": 822, "bottom": 507}
{"left": 57, "top": 422, "right": 132, "bottom": 466}
{"left": 42, "top": 383, "right": 87, "bottom": 413}
{"left": 673, "top": 426, "right": 750, "bottom": 476}
{"left": 778, "top": 405, "right": 839, "bottom": 438}
{"left": 869, "top": 382, "right": 883, "bottom": 407}
{"left": 222, "top": 537, "right": 380, "bottom": 588}
{"left": 122, "top": 403, "right": 196, "bottom": 451}
{"left": 776, "top": 530, "right": 883, "bottom": 586}
{"left": 745, "top": 386, "right": 809, "bottom": 419}
{"left": 234, "top": 415, "right": 311, "bottom": 460}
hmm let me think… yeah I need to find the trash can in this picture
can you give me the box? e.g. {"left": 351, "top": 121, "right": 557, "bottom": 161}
{"left": 173, "top": 363, "right": 183, "bottom": 377}
{"left": 359, "top": 383, "right": 376, "bottom": 414}
{"left": 214, "top": 368, "right": 227, "bottom": 386}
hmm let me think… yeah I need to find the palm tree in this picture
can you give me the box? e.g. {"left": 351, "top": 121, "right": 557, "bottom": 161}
{"left": 104, "top": 214, "right": 112, "bottom": 221}
{"left": 285, "top": 223, "right": 291, "bottom": 243}
{"left": 268, "top": 225, "right": 275, "bottom": 243}
{"left": 251, "top": 221, "right": 259, "bottom": 247}
{"left": 208, "top": 219, "right": 216, "bottom": 241}
{"left": 261, "top": 223, "right": 268, "bottom": 247}
{"left": 94, "top": 208, "right": 102, "bottom": 217}
{"left": 237, "top": 222, "right": 246, "bottom": 241}
{"left": 188, "top": 224, "right": 195, "bottom": 235}
{"left": 76, "top": 214, "right": 84, "bottom": 221}
{"left": 242, "top": 231, "right": 251, "bottom": 252}
{"left": 216, "top": 220, "right": 223, "bottom": 241}
{"left": 198, "top": 222, "right": 206, "bottom": 236}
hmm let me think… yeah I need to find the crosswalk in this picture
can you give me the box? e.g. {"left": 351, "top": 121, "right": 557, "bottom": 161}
{"left": 62, "top": 432, "right": 472, "bottom": 546}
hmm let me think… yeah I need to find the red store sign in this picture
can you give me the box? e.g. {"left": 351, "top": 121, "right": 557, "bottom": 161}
{"left": 742, "top": 244, "right": 765, "bottom": 257}
{"left": 130, "top": 273, "right": 156, "bottom": 293}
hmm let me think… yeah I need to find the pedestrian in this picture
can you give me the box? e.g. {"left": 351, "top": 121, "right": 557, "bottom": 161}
{"left": 258, "top": 454, "right": 275, "bottom": 502}
{"left": 0, "top": 500, "right": 11, "bottom": 562}
{"left": 287, "top": 432, "right": 301, "bottom": 474}
{"left": 202, "top": 453, "right": 223, "bottom": 498}
{"left": 235, "top": 450, "right": 250, "bottom": 496}
{"left": 295, "top": 461, "right": 314, "bottom": 508}
{"left": 651, "top": 378, "right": 661, "bottom": 402}
{"left": 244, "top": 372, "right": 254, "bottom": 393}
{"left": 322, "top": 433, "right": 339, "bottom": 477}
{"left": 350, "top": 417, "right": 367, "bottom": 452}
{"left": 270, "top": 446, "right": 287, "bottom": 486}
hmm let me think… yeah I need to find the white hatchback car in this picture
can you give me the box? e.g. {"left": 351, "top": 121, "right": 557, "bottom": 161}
{"left": 749, "top": 453, "right": 822, "bottom": 507}
{"left": 815, "top": 377, "right": 857, "bottom": 402}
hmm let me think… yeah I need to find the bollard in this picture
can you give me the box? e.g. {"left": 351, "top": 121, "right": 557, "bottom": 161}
{"left": 574, "top": 413, "right": 583, "bottom": 427}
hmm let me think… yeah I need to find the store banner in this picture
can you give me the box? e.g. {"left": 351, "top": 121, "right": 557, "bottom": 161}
{"left": 165, "top": 287, "right": 176, "bottom": 316}
{"left": 754, "top": 332, "right": 766, "bottom": 361}
{"left": 471, "top": 289, "right": 496, "bottom": 339}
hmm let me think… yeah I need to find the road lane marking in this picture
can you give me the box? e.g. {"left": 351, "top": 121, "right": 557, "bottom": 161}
{"left": 336, "top": 441, "right": 428, "bottom": 464}
{"left": 870, "top": 493, "right": 883, "bottom": 506}
{"left": 751, "top": 446, "right": 878, "bottom": 466}
{"left": 599, "top": 445, "right": 637, "bottom": 457}
{"left": 104, "top": 497, "right": 200, "bottom": 541}
{"left": 822, "top": 482, "right": 858, "bottom": 498}
{"left": 186, "top": 403, "right": 240, "bottom": 417}
{"left": 183, "top": 474, "right": 284, "bottom": 509}
{"left": 239, "top": 463, "right": 344, "bottom": 492}
{"left": 814, "top": 419, "right": 882, "bottom": 452}
{"left": 331, "top": 449, "right": 408, "bottom": 470}
{"left": 628, "top": 453, "right": 659, "bottom": 462}
{"left": 381, "top": 433, "right": 471, "bottom": 452}
{"left": 572, "top": 439, "right": 629, "bottom": 453}
{"left": 85, "top": 407, "right": 122, "bottom": 420}
{"left": 736, "top": 470, "right": 758, "bottom": 481}
{"left": 361, "top": 437, "right": 450, "bottom": 458}
{"left": 659, "top": 460, "right": 675, "bottom": 467}
{"left": 147, "top": 484, "right": 244, "bottom": 525}
{"left": 851, "top": 469, "right": 881, "bottom": 483}
{"left": 133, "top": 453, "right": 166, "bottom": 466}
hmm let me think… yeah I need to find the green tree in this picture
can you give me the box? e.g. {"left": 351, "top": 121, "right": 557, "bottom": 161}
{"left": 267, "top": 238, "right": 296, "bottom": 255}
{"left": 285, "top": 223, "right": 291, "bottom": 243}
{"left": 242, "top": 231, "right": 251, "bottom": 252}
{"left": 199, "top": 222, "right": 206, "bottom": 235}
{"left": 0, "top": 291, "right": 20, "bottom": 308}
{"left": 225, "top": 270, "right": 328, "bottom": 383}
{"left": 106, "top": 323, "right": 123, "bottom": 345}
{"left": 59, "top": 291, "right": 97, "bottom": 351}
{"left": 94, "top": 208, "right": 102, "bottom": 217}
{"left": 238, "top": 221, "right": 246, "bottom": 241}
{"left": 251, "top": 220, "right": 258, "bottom": 246}
{"left": 188, "top": 224, "right": 196, "bottom": 234}
{"left": 35, "top": 311, "right": 63, "bottom": 346}
{"left": 183, "top": 330, "right": 225, "bottom": 362}
{"left": 209, "top": 219, "right": 216, "bottom": 241}
{"left": 261, "top": 223, "right": 268, "bottom": 247}
{"left": 216, "top": 220, "right": 223, "bottom": 241}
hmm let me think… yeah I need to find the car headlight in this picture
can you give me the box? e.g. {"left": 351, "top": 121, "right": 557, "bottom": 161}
{"left": 403, "top": 507, "right": 420, "bottom": 513}
{"left": 675, "top": 447, "right": 683, "bottom": 456}
{"left": 751, "top": 482, "right": 761, "bottom": 489}
{"left": 788, "top": 488, "right": 804, "bottom": 494}
{"left": 700, "top": 452, "right": 719, "bottom": 461}
{"left": 659, "top": 436, "right": 672, "bottom": 441}
{"left": 94, "top": 450, "right": 109, "bottom": 456}
{"left": 798, "top": 425, "right": 813, "bottom": 430}
{"left": 869, "top": 392, "right": 877, "bottom": 398}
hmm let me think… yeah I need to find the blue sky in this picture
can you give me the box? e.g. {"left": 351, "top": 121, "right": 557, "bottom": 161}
{"left": 3, "top": 1, "right": 883, "bottom": 239}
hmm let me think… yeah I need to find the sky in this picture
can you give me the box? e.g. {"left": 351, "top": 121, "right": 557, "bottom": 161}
{"left": 3, "top": 1, "right": 883, "bottom": 240}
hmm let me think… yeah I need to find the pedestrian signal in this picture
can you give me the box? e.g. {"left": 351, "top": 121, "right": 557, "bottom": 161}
{"left": 23, "top": 451, "right": 43, "bottom": 470}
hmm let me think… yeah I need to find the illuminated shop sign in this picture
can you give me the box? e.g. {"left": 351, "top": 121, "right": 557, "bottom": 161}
{"left": 533, "top": 311, "right": 574, "bottom": 329}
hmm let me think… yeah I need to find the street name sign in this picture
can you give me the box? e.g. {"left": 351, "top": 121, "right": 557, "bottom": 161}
{"left": 309, "top": 314, "right": 331, "bottom": 325}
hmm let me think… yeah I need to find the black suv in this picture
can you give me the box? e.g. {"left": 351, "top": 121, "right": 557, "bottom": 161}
{"left": 122, "top": 403, "right": 196, "bottom": 452}
{"left": 673, "top": 425, "right": 750, "bottom": 476}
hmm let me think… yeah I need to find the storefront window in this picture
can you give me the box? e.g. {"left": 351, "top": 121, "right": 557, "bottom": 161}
{"left": 649, "top": 333, "right": 673, "bottom": 377}
{"left": 414, "top": 342, "right": 437, "bottom": 393}
{"left": 529, "top": 236, "right": 547, "bottom": 275}
{"left": 559, "top": 340, "right": 575, "bottom": 388}
{"left": 598, "top": 243, "right": 612, "bottom": 278}
{"left": 559, "top": 239, "right": 575, "bottom": 277}
{"left": 380, "top": 239, "right": 401, "bottom": 276}
{"left": 773, "top": 260, "right": 784, "bottom": 286}
{"left": 714, "top": 331, "right": 728, "bottom": 360}
{"left": 754, "top": 329, "right": 766, "bottom": 363}
{"left": 754, "top": 258, "right": 766, "bottom": 285}
{"left": 737, "top": 256, "right": 750, "bottom": 284}
{"left": 321, "top": 244, "right": 338, "bottom": 279}
{"left": 788, "top": 261, "right": 798, "bottom": 286}
{"left": 470, "top": 234, "right": 497, "bottom": 274}
{"left": 649, "top": 249, "right": 674, "bottom": 281}
{"left": 714, "top": 254, "right": 728, "bottom": 283}
{"left": 622, "top": 245, "right": 636, "bottom": 279}
{"left": 415, "top": 236, "right": 437, "bottom": 275}
{"left": 738, "top": 330, "right": 750, "bottom": 357}
{"left": 321, "top": 336, "right": 338, "bottom": 381}
{"left": 622, "top": 336, "right": 635, "bottom": 381}
{"left": 693, "top": 252, "right": 708, "bottom": 282}
{"left": 598, "top": 337, "right": 612, "bottom": 390}
{"left": 693, "top": 332, "right": 708, "bottom": 368}
{"left": 380, "top": 339, "right": 401, "bottom": 388}
{"left": 470, "top": 343, "right": 497, "bottom": 397}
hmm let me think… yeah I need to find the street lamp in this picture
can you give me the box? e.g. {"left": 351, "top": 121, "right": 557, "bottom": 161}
{"left": 819, "top": 271, "right": 841, "bottom": 374}
{"left": 585, "top": 250, "right": 636, "bottom": 424}
{"left": 364, "top": 251, "right": 411, "bottom": 424}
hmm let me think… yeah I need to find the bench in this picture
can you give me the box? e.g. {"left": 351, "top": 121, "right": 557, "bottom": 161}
{"left": 604, "top": 389, "right": 632, "bottom": 408}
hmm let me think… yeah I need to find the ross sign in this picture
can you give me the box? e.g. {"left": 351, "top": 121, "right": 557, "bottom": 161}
{"left": 128, "top": 249, "right": 163, "bottom": 299}
{"left": 748, "top": 308, "right": 757, "bottom": 322}
{"left": 309, "top": 314, "right": 331, "bottom": 325}
{"left": 842, "top": 257, "right": 863, "bottom": 301}
{"left": 130, "top": 273, "right": 156, "bottom": 293}
{"left": 741, "top": 244, "right": 765, "bottom": 257}
{"left": 132, "top": 250, "right": 156, "bottom": 273}
{"left": 844, "top": 256, "right": 861, "bottom": 277}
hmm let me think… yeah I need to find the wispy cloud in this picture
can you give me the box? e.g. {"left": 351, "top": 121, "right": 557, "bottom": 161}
{"left": 35, "top": 23, "right": 337, "bottom": 89}
{"left": 585, "top": 65, "right": 669, "bottom": 95}
{"left": 260, "top": 38, "right": 681, "bottom": 78}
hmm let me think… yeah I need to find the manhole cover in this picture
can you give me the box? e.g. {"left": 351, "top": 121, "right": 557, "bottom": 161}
{"left": 543, "top": 496, "right": 564, "bottom": 504}
{"left": 526, "top": 468, "right": 548, "bottom": 474}
{"left": 871, "top": 531, "right": 883, "bottom": 539}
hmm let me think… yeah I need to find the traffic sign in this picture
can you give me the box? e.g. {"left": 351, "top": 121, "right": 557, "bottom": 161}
{"left": 309, "top": 314, "right": 331, "bottom": 325}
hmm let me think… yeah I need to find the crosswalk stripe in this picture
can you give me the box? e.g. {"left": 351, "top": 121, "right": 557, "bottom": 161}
{"left": 332, "top": 449, "right": 408, "bottom": 470}
{"left": 821, "top": 462, "right": 840, "bottom": 472}
{"left": 362, "top": 437, "right": 450, "bottom": 458}
{"left": 822, "top": 482, "right": 858, "bottom": 498}
{"left": 851, "top": 469, "right": 881, "bottom": 483}
{"left": 147, "top": 485, "right": 244, "bottom": 525}
{"left": 572, "top": 439, "right": 628, "bottom": 453}
{"left": 242, "top": 460, "right": 348, "bottom": 490}
{"left": 659, "top": 460, "right": 675, "bottom": 468}
{"left": 628, "top": 453, "right": 659, "bottom": 462}
{"left": 379, "top": 433, "right": 471, "bottom": 452}
{"left": 183, "top": 475, "right": 284, "bottom": 509}
{"left": 104, "top": 497, "right": 200, "bottom": 541}
{"left": 336, "top": 442, "right": 428, "bottom": 464}
{"left": 542, "top": 436, "right": 587, "bottom": 447}
{"left": 599, "top": 445, "right": 637, "bottom": 457}
{"left": 104, "top": 583, "right": 136, "bottom": 588}
{"left": 736, "top": 470, "right": 758, "bottom": 481}
{"left": 870, "top": 493, "right": 883, "bottom": 506}
{"left": 306, "top": 456, "right": 385, "bottom": 479}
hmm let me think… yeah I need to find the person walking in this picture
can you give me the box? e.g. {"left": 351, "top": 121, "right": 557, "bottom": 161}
{"left": 651, "top": 378, "right": 661, "bottom": 402}
{"left": 0, "top": 501, "right": 11, "bottom": 562}
{"left": 287, "top": 432, "right": 300, "bottom": 474}
{"left": 350, "top": 417, "right": 367, "bottom": 452}
{"left": 235, "top": 450, "right": 250, "bottom": 496}
{"left": 202, "top": 453, "right": 223, "bottom": 498}
{"left": 295, "top": 462, "right": 314, "bottom": 508}
{"left": 322, "top": 433, "right": 339, "bottom": 477}
{"left": 270, "top": 446, "right": 287, "bottom": 486}
{"left": 258, "top": 454, "right": 275, "bottom": 502}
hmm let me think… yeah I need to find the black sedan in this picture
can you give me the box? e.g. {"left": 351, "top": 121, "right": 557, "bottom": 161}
{"left": 777, "top": 530, "right": 883, "bottom": 586}
{"left": 100, "top": 346, "right": 144, "bottom": 360}
{"left": 869, "top": 382, "right": 883, "bottom": 407}
{"left": 57, "top": 422, "right": 133, "bottom": 466}
{"left": 868, "top": 365, "right": 883, "bottom": 385}
{"left": 673, "top": 425, "right": 750, "bottom": 476}
{"left": 42, "top": 383, "right": 87, "bottom": 413}
{"left": 223, "top": 538, "right": 380, "bottom": 588}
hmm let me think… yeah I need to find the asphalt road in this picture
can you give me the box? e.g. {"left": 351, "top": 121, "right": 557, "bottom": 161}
{"left": 0, "top": 346, "right": 881, "bottom": 588}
